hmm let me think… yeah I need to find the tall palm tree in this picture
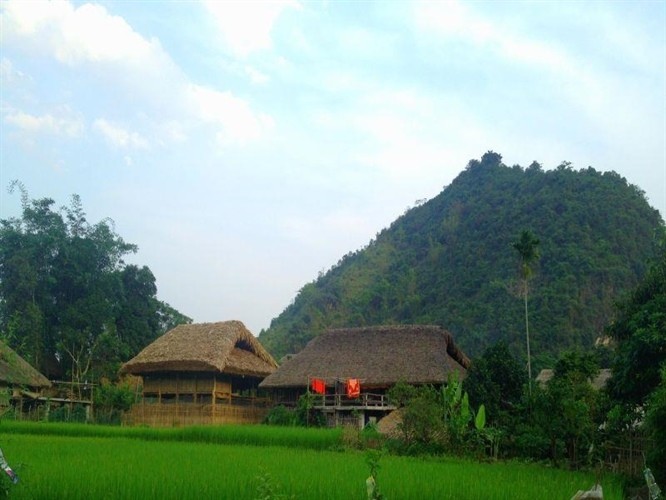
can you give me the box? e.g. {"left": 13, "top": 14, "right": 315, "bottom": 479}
{"left": 512, "top": 230, "right": 540, "bottom": 396}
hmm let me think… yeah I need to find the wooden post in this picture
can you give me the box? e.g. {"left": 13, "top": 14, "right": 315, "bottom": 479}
{"left": 212, "top": 375, "right": 216, "bottom": 422}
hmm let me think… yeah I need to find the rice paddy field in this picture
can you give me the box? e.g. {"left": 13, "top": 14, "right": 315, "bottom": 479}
{"left": 0, "top": 422, "right": 623, "bottom": 499}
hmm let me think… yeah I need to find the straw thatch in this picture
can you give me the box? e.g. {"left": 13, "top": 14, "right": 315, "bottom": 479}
{"left": 120, "top": 321, "right": 277, "bottom": 377}
{"left": 376, "top": 409, "right": 404, "bottom": 438}
{"left": 259, "top": 325, "right": 470, "bottom": 389}
{"left": 0, "top": 341, "right": 51, "bottom": 389}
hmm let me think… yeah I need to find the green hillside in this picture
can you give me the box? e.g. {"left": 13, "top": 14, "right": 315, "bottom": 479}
{"left": 259, "top": 152, "right": 664, "bottom": 366}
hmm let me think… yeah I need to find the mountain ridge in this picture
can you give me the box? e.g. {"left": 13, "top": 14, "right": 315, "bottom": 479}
{"left": 259, "top": 152, "right": 664, "bottom": 366}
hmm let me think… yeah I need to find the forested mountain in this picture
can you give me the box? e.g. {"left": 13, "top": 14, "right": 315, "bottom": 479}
{"left": 259, "top": 152, "right": 664, "bottom": 367}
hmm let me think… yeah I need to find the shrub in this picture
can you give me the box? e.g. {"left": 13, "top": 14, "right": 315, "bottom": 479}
{"left": 398, "top": 385, "right": 447, "bottom": 451}
{"left": 295, "top": 393, "right": 325, "bottom": 427}
{"left": 263, "top": 405, "right": 297, "bottom": 427}
{"left": 48, "top": 404, "right": 88, "bottom": 423}
{"left": 360, "top": 423, "right": 385, "bottom": 450}
{"left": 93, "top": 382, "right": 136, "bottom": 424}
{"left": 341, "top": 424, "right": 361, "bottom": 450}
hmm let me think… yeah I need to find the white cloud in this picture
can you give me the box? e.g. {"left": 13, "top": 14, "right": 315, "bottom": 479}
{"left": 414, "top": 1, "right": 573, "bottom": 76}
{"left": 93, "top": 119, "right": 149, "bottom": 149}
{"left": 336, "top": 26, "right": 399, "bottom": 62}
{"left": 412, "top": 0, "right": 654, "bottom": 127}
{"left": 1, "top": 0, "right": 274, "bottom": 148}
{"left": 202, "top": 0, "right": 300, "bottom": 57}
{"left": 4, "top": 108, "right": 84, "bottom": 137}
{"left": 157, "top": 121, "right": 188, "bottom": 146}
{"left": 187, "top": 84, "right": 274, "bottom": 145}
{"left": 1, "top": 0, "right": 168, "bottom": 68}
{"left": 0, "top": 57, "right": 28, "bottom": 84}
{"left": 244, "top": 65, "right": 270, "bottom": 85}
{"left": 309, "top": 87, "right": 474, "bottom": 185}
{"left": 411, "top": 0, "right": 659, "bottom": 159}
{"left": 413, "top": 1, "right": 474, "bottom": 39}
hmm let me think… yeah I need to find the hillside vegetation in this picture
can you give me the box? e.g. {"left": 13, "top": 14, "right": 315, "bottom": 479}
{"left": 259, "top": 152, "right": 664, "bottom": 365}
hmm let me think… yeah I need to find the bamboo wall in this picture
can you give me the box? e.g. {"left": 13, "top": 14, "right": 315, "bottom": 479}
{"left": 142, "top": 373, "right": 231, "bottom": 401}
{"left": 123, "top": 401, "right": 270, "bottom": 426}
{"left": 127, "top": 371, "right": 270, "bottom": 426}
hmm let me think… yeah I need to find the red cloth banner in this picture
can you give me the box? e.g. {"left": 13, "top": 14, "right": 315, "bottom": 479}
{"left": 346, "top": 378, "right": 360, "bottom": 398}
{"left": 311, "top": 378, "right": 326, "bottom": 394}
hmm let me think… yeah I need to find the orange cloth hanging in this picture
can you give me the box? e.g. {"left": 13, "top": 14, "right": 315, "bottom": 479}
{"left": 346, "top": 378, "right": 360, "bottom": 398}
{"left": 311, "top": 378, "right": 326, "bottom": 394}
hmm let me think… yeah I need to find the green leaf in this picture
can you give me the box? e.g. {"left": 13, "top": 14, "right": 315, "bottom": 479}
{"left": 460, "top": 392, "right": 470, "bottom": 423}
{"left": 475, "top": 404, "right": 486, "bottom": 431}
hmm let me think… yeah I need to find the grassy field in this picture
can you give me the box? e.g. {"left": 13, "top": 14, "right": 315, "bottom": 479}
{"left": 0, "top": 423, "right": 623, "bottom": 499}
{"left": 0, "top": 420, "right": 342, "bottom": 450}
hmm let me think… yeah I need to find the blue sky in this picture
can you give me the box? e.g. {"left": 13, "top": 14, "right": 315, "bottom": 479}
{"left": 1, "top": 0, "right": 665, "bottom": 335}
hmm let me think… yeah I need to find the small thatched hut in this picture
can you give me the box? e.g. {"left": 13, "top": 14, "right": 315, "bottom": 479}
{"left": 259, "top": 325, "right": 470, "bottom": 426}
{"left": 120, "top": 321, "right": 277, "bottom": 426}
{"left": 0, "top": 341, "right": 51, "bottom": 392}
{"left": 0, "top": 340, "right": 51, "bottom": 417}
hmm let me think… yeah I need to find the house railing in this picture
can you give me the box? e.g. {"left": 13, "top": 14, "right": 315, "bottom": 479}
{"left": 314, "top": 392, "right": 394, "bottom": 409}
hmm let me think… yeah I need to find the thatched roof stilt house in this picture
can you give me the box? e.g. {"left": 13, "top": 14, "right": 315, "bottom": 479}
{"left": 259, "top": 325, "right": 470, "bottom": 427}
{"left": 120, "top": 321, "right": 277, "bottom": 426}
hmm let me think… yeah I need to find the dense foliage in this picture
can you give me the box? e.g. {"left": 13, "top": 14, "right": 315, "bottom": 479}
{"left": 388, "top": 347, "right": 607, "bottom": 470}
{"left": 260, "top": 152, "right": 664, "bottom": 366}
{"left": 465, "top": 341, "right": 525, "bottom": 428}
{"left": 517, "top": 352, "right": 602, "bottom": 467}
{"left": 605, "top": 240, "right": 666, "bottom": 485}
{"left": 0, "top": 183, "right": 191, "bottom": 382}
{"left": 387, "top": 375, "right": 487, "bottom": 456}
{"left": 462, "top": 241, "right": 665, "bottom": 478}
{"left": 607, "top": 240, "right": 666, "bottom": 406}
{"left": 645, "top": 366, "right": 666, "bottom": 486}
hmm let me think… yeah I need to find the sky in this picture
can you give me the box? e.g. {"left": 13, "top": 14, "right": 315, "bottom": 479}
{"left": 1, "top": 0, "right": 665, "bottom": 336}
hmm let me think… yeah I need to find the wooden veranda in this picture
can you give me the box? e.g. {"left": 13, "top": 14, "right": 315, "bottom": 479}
{"left": 313, "top": 391, "right": 397, "bottom": 429}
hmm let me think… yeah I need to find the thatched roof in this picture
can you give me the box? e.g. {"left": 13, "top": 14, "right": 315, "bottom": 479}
{"left": 536, "top": 368, "right": 612, "bottom": 390}
{"left": 376, "top": 409, "right": 404, "bottom": 438}
{"left": 0, "top": 341, "right": 51, "bottom": 389}
{"left": 259, "top": 325, "right": 470, "bottom": 389}
{"left": 120, "top": 321, "right": 278, "bottom": 378}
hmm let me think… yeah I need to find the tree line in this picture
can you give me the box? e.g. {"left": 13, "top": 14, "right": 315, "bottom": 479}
{"left": 0, "top": 182, "right": 191, "bottom": 384}
{"left": 467, "top": 240, "right": 665, "bottom": 484}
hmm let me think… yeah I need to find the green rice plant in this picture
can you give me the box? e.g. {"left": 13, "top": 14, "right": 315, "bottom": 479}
{"left": 0, "top": 432, "right": 624, "bottom": 500}
{"left": 0, "top": 420, "right": 343, "bottom": 451}
{"left": 365, "top": 450, "right": 384, "bottom": 500}
{"left": 254, "top": 467, "right": 296, "bottom": 500}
